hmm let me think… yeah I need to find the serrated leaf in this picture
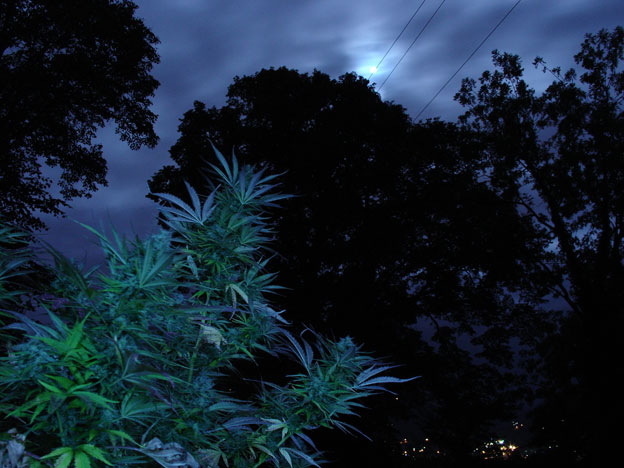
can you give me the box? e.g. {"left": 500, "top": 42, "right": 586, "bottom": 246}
{"left": 184, "top": 181, "right": 202, "bottom": 215}
{"left": 106, "top": 429, "right": 138, "bottom": 445}
{"left": 282, "top": 330, "right": 313, "bottom": 372}
{"left": 333, "top": 420, "right": 371, "bottom": 440}
{"left": 208, "top": 401, "right": 250, "bottom": 412}
{"left": 120, "top": 393, "right": 169, "bottom": 421}
{"left": 292, "top": 432, "right": 317, "bottom": 451}
{"left": 44, "top": 375, "right": 76, "bottom": 391}
{"left": 266, "top": 422, "right": 285, "bottom": 432}
{"left": 73, "top": 221, "right": 127, "bottom": 265}
{"left": 358, "top": 375, "right": 420, "bottom": 387}
{"left": 279, "top": 448, "right": 293, "bottom": 468}
{"left": 72, "top": 391, "right": 118, "bottom": 409}
{"left": 37, "top": 379, "right": 63, "bottom": 394}
{"left": 66, "top": 321, "right": 85, "bottom": 351}
{"left": 152, "top": 192, "right": 197, "bottom": 221}
{"left": 29, "top": 398, "right": 50, "bottom": 423}
{"left": 77, "top": 444, "right": 113, "bottom": 466}
{"left": 140, "top": 248, "right": 174, "bottom": 288}
{"left": 226, "top": 283, "right": 248, "bottom": 304}
{"left": 209, "top": 141, "right": 233, "bottom": 184}
{"left": 201, "top": 188, "right": 218, "bottom": 221}
{"left": 53, "top": 451, "right": 73, "bottom": 468}
{"left": 287, "top": 448, "right": 321, "bottom": 468}
{"left": 251, "top": 444, "right": 277, "bottom": 461}
{"left": 41, "top": 447, "right": 73, "bottom": 460}
{"left": 223, "top": 417, "right": 263, "bottom": 431}
{"left": 73, "top": 451, "right": 91, "bottom": 468}
{"left": 138, "top": 239, "right": 153, "bottom": 285}
{"left": 355, "top": 365, "right": 397, "bottom": 385}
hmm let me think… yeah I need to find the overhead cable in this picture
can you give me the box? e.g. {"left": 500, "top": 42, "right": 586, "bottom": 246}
{"left": 414, "top": 0, "right": 523, "bottom": 120}
{"left": 368, "top": 0, "right": 427, "bottom": 82}
{"left": 378, "top": 0, "right": 447, "bottom": 92}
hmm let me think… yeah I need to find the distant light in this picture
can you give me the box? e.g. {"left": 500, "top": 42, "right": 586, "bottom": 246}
{"left": 369, "top": 66, "right": 378, "bottom": 74}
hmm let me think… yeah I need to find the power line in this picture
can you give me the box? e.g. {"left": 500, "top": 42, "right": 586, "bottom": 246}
{"left": 378, "top": 0, "right": 447, "bottom": 92}
{"left": 367, "top": 0, "right": 428, "bottom": 82}
{"left": 414, "top": 0, "right": 523, "bottom": 120}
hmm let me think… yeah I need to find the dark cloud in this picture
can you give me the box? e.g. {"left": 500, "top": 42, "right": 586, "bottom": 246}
{"left": 31, "top": 0, "right": 624, "bottom": 270}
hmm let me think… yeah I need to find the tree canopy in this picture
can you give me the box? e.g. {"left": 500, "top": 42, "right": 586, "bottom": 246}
{"left": 0, "top": 0, "right": 160, "bottom": 235}
{"left": 455, "top": 26, "right": 624, "bottom": 465}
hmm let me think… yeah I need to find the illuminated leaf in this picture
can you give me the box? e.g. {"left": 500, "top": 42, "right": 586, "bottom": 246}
{"left": 200, "top": 325, "right": 226, "bottom": 349}
{"left": 77, "top": 444, "right": 113, "bottom": 466}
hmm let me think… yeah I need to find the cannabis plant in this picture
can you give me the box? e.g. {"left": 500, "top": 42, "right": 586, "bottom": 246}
{"left": 0, "top": 143, "right": 416, "bottom": 468}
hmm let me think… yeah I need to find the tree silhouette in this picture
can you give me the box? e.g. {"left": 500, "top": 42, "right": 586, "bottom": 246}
{"left": 455, "top": 26, "right": 624, "bottom": 465}
{"left": 0, "top": 0, "right": 160, "bottom": 235}
{"left": 147, "top": 68, "right": 537, "bottom": 463}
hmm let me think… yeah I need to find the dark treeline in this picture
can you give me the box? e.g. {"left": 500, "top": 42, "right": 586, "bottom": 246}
{"left": 0, "top": 0, "right": 159, "bottom": 233}
{"left": 1, "top": 1, "right": 621, "bottom": 465}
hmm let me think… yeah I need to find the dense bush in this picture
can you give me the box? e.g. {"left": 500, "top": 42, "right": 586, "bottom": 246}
{"left": 0, "top": 144, "right": 414, "bottom": 468}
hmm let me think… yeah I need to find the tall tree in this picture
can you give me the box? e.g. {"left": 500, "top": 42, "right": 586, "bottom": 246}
{"left": 455, "top": 26, "right": 624, "bottom": 466}
{"left": 147, "top": 67, "right": 537, "bottom": 463}
{"left": 0, "top": 0, "right": 160, "bottom": 235}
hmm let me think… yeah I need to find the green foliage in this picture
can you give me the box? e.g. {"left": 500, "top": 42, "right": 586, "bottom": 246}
{"left": 0, "top": 222, "right": 34, "bottom": 310}
{"left": 0, "top": 145, "right": 414, "bottom": 467}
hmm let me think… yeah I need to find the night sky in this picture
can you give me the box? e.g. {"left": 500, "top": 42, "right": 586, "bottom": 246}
{"left": 30, "top": 0, "right": 624, "bottom": 271}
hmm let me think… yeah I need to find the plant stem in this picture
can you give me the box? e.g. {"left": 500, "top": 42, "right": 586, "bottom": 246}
{"left": 187, "top": 332, "right": 202, "bottom": 383}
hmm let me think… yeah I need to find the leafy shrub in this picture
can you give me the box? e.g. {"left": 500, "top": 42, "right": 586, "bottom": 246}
{"left": 0, "top": 144, "right": 415, "bottom": 467}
